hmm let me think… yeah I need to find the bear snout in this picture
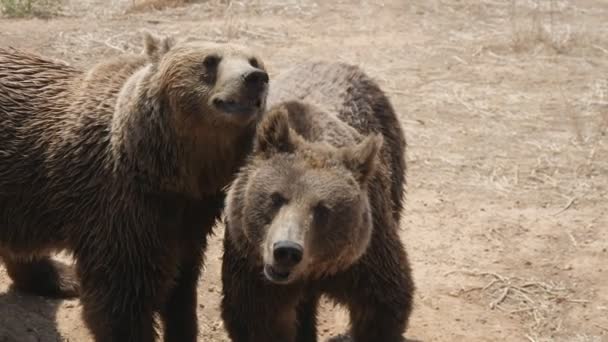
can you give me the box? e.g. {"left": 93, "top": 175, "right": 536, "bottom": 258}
{"left": 210, "top": 59, "right": 268, "bottom": 118}
{"left": 262, "top": 241, "right": 304, "bottom": 284}
{"left": 209, "top": 69, "right": 267, "bottom": 117}
{"left": 273, "top": 240, "right": 303, "bottom": 268}
{"left": 240, "top": 69, "right": 268, "bottom": 108}
{"left": 243, "top": 69, "right": 269, "bottom": 94}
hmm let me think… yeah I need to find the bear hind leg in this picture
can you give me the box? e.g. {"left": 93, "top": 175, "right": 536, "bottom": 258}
{"left": 3, "top": 254, "right": 79, "bottom": 298}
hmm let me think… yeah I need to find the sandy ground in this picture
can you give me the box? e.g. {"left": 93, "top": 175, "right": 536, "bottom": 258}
{"left": 0, "top": 0, "right": 607, "bottom": 341}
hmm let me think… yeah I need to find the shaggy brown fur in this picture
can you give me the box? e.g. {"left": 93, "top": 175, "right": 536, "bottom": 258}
{"left": 0, "top": 32, "right": 268, "bottom": 342}
{"left": 221, "top": 62, "right": 414, "bottom": 342}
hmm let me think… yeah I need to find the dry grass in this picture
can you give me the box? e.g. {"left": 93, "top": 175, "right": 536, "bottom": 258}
{"left": 446, "top": 269, "right": 592, "bottom": 340}
{"left": 509, "top": 0, "right": 596, "bottom": 54}
{"left": 127, "top": 0, "right": 196, "bottom": 12}
{"left": 0, "top": 0, "right": 60, "bottom": 17}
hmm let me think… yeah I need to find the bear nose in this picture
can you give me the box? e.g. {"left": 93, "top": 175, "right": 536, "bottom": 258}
{"left": 273, "top": 241, "right": 303, "bottom": 268}
{"left": 243, "top": 70, "right": 269, "bottom": 91}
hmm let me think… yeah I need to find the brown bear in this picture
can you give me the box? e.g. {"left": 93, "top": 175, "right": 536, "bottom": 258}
{"left": 0, "top": 32, "right": 268, "bottom": 341}
{"left": 221, "top": 61, "right": 414, "bottom": 342}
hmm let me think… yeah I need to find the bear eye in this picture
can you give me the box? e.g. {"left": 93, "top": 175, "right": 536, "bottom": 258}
{"left": 203, "top": 54, "right": 221, "bottom": 69}
{"left": 201, "top": 55, "right": 221, "bottom": 84}
{"left": 270, "top": 192, "right": 287, "bottom": 209}
{"left": 313, "top": 202, "right": 331, "bottom": 224}
{"left": 248, "top": 57, "right": 259, "bottom": 68}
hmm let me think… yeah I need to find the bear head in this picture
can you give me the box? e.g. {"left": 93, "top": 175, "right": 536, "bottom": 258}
{"left": 143, "top": 31, "right": 268, "bottom": 128}
{"left": 226, "top": 102, "right": 383, "bottom": 284}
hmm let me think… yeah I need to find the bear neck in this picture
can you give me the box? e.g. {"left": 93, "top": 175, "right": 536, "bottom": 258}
{"left": 110, "top": 67, "right": 256, "bottom": 198}
{"left": 176, "top": 117, "right": 257, "bottom": 198}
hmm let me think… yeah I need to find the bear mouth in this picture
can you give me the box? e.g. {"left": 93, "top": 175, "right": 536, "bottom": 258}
{"left": 263, "top": 264, "right": 291, "bottom": 284}
{"left": 213, "top": 97, "right": 263, "bottom": 116}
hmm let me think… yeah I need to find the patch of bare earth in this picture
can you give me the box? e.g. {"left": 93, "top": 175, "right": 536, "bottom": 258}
{"left": 0, "top": 0, "right": 607, "bottom": 341}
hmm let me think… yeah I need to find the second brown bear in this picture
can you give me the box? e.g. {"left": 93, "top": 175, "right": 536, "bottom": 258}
{"left": 221, "top": 62, "right": 415, "bottom": 342}
{"left": 0, "top": 33, "right": 268, "bottom": 342}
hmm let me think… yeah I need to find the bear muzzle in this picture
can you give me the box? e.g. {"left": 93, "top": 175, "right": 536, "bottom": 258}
{"left": 210, "top": 69, "right": 268, "bottom": 118}
{"left": 262, "top": 240, "right": 303, "bottom": 284}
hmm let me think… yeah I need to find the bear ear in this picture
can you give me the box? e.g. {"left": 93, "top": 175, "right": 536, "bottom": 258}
{"left": 142, "top": 31, "right": 174, "bottom": 61}
{"left": 341, "top": 134, "right": 383, "bottom": 184}
{"left": 255, "top": 105, "right": 298, "bottom": 158}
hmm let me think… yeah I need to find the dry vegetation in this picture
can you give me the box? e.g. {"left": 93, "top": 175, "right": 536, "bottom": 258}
{"left": 0, "top": 0, "right": 60, "bottom": 17}
{"left": 0, "top": 0, "right": 607, "bottom": 341}
{"left": 127, "top": 0, "right": 195, "bottom": 12}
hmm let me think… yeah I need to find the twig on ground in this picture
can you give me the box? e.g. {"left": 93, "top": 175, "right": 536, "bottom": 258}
{"left": 483, "top": 279, "right": 500, "bottom": 291}
{"left": 594, "top": 324, "right": 608, "bottom": 332}
{"left": 593, "top": 45, "right": 608, "bottom": 55}
{"left": 553, "top": 197, "right": 576, "bottom": 216}
{"left": 510, "top": 308, "right": 535, "bottom": 314}
{"left": 444, "top": 270, "right": 508, "bottom": 282}
{"left": 511, "top": 287, "right": 536, "bottom": 305}
{"left": 566, "top": 299, "right": 590, "bottom": 304}
{"left": 448, "top": 286, "right": 484, "bottom": 297}
{"left": 453, "top": 89, "right": 473, "bottom": 111}
{"left": 490, "top": 287, "right": 510, "bottom": 309}
{"left": 567, "top": 231, "right": 578, "bottom": 247}
{"left": 525, "top": 334, "right": 538, "bottom": 342}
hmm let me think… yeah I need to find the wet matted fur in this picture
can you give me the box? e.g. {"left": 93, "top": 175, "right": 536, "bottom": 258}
{"left": 0, "top": 32, "right": 268, "bottom": 342}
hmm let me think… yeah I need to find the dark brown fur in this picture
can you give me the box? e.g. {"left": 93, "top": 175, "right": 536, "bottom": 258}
{"left": 0, "top": 33, "right": 268, "bottom": 342}
{"left": 221, "top": 62, "right": 414, "bottom": 342}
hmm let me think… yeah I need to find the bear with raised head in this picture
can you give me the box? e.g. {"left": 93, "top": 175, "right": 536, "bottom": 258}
{"left": 0, "top": 32, "right": 268, "bottom": 341}
{"left": 221, "top": 62, "right": 414, "bottom": 342}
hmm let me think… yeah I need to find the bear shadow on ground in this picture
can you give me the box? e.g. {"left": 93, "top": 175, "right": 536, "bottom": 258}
{"left": 0, "top": 286, "right": 65, "bottom": 342}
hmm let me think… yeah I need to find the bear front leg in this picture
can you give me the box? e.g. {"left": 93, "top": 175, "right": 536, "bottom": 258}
{"left": 221, "top": 238, "right": 300, "bottom": 342}
{"left": 2, "top": 254, "right": 79, "bottom": 298}
{"left": 76, "top": 235, "right": 176, "bottom": 342}
{"left": 161, "top": 195, "right": 221, "bottom": 342}
{"left": 296, "top": 292, "right": 320, "bottom": 342}
{"left": 77, "top": 261, "right": 160, "bottom": 341}
{"left": 161, "top": 255, "right": 202, "bottom": 342}
{"left": 329, "top": 236, "right": 415, "bottom": 342}
{"left": 161, "top": 230, "right": 210, "bottom": 342}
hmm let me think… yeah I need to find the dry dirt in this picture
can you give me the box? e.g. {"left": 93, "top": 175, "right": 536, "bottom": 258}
{"left": 1, "top": 0, "right": 607, "bottom": 341}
